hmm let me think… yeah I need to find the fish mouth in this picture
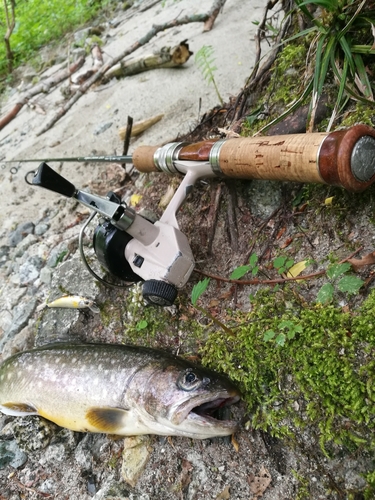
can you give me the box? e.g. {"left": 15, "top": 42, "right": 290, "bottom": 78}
{"left": 176, "top": 391, "right": 240, "bottom": 432}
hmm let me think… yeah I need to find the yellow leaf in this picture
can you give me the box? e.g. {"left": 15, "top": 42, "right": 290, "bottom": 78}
{"left": 130, "top": 194, "right": 142, "bottom": 206}
{"left": 325, "top": 196, "right": 334, "bottom": 205}
{"left": 286, "top": 260, "right": 307, "bottom": 278}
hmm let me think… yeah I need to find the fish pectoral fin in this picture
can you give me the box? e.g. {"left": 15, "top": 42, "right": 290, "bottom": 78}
{"left": 0, "top": 402, "right": 38, "bottom": 417}
{"left": 85, "top": 407, "right": 129, "bottom": 433}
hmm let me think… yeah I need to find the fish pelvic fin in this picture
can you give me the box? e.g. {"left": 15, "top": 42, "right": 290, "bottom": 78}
{"left": 0, "top": 402, "right": 38, "bottom": 417}
{"left": 85, "top": 407, "right": 130, "bottom": 433}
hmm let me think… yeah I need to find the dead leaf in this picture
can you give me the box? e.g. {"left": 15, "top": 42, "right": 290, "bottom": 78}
{"left": 231, "top": 433, "right": 239, "bottom": 452}
{"left": 216, "top": 485, "right": 230, "bottom": 500}
{"left": 286, "top": 260, "right": 308, "bottom": 278}
{"left": 279, "top": 237, "right": 293, "bottom": 249}
{"left": 248, "top": 466, "right": 272, "bottom": 497}
{"left": 276, "top": 227, "right": 286, "bottom": 240}
{"left": 130, "top": 193, "right": 142, "bottom": 206}
{"left": 347, "top": 251, "right": 375, "bottom": 272}
{"left": 325, "top": 196, "right": 334, "bottom": 205}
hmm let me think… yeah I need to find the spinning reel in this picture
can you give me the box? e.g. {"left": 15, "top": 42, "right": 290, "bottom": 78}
{"left": 30, "top": 124, "right": 375, "bottom": 306}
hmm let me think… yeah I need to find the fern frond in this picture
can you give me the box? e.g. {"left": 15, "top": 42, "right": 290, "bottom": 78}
{"left": 195, "top": 45, "right": 223, "bottom": 105}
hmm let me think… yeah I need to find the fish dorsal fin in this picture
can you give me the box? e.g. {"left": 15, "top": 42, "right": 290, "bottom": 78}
{"left": 85, "top": 407, "right": 130, "bottom": 433}
{"left": 0, "top": 402, "right": 38, "bottom": 417}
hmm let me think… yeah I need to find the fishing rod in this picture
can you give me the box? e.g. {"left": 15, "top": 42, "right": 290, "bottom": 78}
{"left": 29, "top": 124, "right": 375, "bottom": 306}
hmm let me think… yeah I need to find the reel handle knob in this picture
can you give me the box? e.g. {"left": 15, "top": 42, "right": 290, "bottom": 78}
{"left": 32, "top": 162, "right": 76, "bottom": 197}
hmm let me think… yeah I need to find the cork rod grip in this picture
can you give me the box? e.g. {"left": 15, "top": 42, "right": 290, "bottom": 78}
{"left": 132, "top": 145, "right": 160, "bottom": 173}
{"left": 217, "top": 133, "right": 328, "bottom": 184}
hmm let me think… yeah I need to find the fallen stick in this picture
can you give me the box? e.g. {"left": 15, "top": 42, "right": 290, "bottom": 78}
{"left": 36, "top": 0, "right": 228, "bottom": 136}
{"left": 0, "top": 56, "right": 85, "bottom": 131}
{"left": 118, "top": 114, "right": 164, "bottom": 140}
{"left": 104, "top": 40, "right": 192, "bottom": 81}
{"left": 71, "top": 44, "right": 104, "bottom": 86}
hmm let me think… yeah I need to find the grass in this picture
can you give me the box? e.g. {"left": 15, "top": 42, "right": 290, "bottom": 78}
{"left": 0, "top": 0, "right": 112, "bottom": 78}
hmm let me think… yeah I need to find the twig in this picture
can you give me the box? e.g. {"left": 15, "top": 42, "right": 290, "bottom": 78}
{"left": 194, "top": 247, "right": 364, "bottom": 286}
{"left": 226, "top": 181, "right": 238, "bottom": 252}
{"left": 207, "top": 183, "right": 222, "bottom": 254}
{"left": 37, "top": 0, "right": 228, "bottom": 136}
{"left": 234, "top": 0, "right": 292, "bottom": 121}
{"left": 194, "top": 304, "right": 234, "bottom": 336}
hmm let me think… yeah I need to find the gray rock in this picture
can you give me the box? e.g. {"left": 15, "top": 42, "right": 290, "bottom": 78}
{"left": 39, "top": 266, "right": 53, "bottom": 285}
{"left": 47, "top": 243, "right": 69, "bottom": 268}
{"left": 34, "top": 222, "right": 50, "bottom": 236}
{"left": 0, "top": 245, "right": 9, "bottom": 267}
{"left": 1, "top": 416, "right": 58, "bottom": 452}
{"left": 93, "top": 122, "right": 113, "bottom": 135}
{"left": 0, "top": 440, "right": 28, "bottom": 469}
{"left": 18, "top": 256, "right": 44, "bottom": 285}
{"left": 39, "top": 478, "right": 56, "bottom": 494}
{"left": 0, "top": 297, "right": 38, "bottom": 350}
{"left": 8, "top": 222, "right": 35, "bottom": 247}
{"left": 38, "top": 443, "right": 68, "bottom": 465}
{"left": 14, "top": 233, "right": 38, "bottom": 258}
{"left": 244, "top": 180, "right": 282, "bottom": 219}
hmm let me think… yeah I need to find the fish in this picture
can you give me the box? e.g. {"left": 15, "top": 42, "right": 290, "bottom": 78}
{"left": 46, "top": 296, "right": 99, "bottom": 313}
{"left": 0, "top": 343, "right": 240, "bottom": 439}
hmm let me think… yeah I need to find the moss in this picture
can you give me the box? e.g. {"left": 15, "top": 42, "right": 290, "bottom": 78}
{"left": 199, "top": 287, "right": 375, "bottom": 494}
{"left": 340, "top": 102, "right": 375, "bottom": 128}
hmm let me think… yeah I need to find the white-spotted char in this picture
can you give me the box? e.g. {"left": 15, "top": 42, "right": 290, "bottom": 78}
{"left": 0, "top": 343, "right": 240, "bottom": 439}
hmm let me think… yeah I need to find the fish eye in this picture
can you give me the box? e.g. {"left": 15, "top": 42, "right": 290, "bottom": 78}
{"left": 177, "top": 369, "right": 203, "bottom": 391}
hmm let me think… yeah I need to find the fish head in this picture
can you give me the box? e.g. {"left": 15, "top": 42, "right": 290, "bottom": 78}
{"left": 129, "top": 358, "right": 241, "bottom": 439}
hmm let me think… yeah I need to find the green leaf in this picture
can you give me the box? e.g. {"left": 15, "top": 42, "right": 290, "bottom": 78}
{"left": 278, "top": 320, "right": 294, "bottom": 330}
{"left": 230, "top": 265, "right": 251, "bottom": 280}
{"left": 136, "top": 320, "right": 148, "bottom": 331}
{"left": 249, "top": 253, "right": 258, "bottom": 267}
{"left": 337, "top": 276, "right": 364, "bottom": 295}
{"left": 275, "top": 333, "right": 286, "bottom": 346}
{"left": 191, "top": 278, "right": 210, "bottom": 306}
{"left": 274, "top": 256, "right": 287, "bottom": 269}
{"left": 251, "top": 266, "right": 259, "bottom": 277}
{"left": 317, "top": 283, "right": 334, "bottom": 304}
{"left": 264, "top": 329, "right": 276, "bottom": 341}
{"left": 327, "top": 263, "right": 351, "bottom": 280}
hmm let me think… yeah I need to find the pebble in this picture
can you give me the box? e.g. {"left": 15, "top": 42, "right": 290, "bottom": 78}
{"left": 8, "top": 221, "right": 35, "bottom": 247}
{"left": 0, "top": 440, "right": 27, "bottom": 469}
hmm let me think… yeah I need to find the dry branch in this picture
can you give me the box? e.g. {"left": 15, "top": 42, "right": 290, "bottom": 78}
{"left": 104, "top": 40, "right": 192, "bottom": 81}
{"left": 37, "top": 0, "right": 228, "bottom": 136}
{"left": 0, "top": 56, "right": 85, "bottom": 131}
{"left": 71, "top": 45, "right": 103, "bottom": 86}
{"left": 118, "top": 114, "right": 164, "bottom": 140}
